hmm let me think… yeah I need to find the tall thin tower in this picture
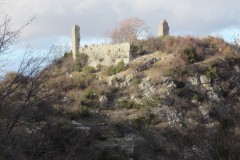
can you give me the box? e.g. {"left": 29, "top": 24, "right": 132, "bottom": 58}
{"left": 72, "top": 25, "right": 80, "bottom": 60}
{"left": 157, "top": 19, "right": 169, "bottom": 37}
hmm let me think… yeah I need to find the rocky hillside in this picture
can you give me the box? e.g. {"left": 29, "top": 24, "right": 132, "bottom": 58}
{"left": 1, "top": 36, "right": 240, "bottom": 160}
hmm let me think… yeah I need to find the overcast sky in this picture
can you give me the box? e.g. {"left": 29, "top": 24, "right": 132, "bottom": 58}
{"left": 1, "top": 0, "right": 240, "bottom": 50}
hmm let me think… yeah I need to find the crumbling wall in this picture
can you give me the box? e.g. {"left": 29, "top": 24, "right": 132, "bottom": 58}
{"left": 79, "top": 42, "right": 131, "bottom": 67}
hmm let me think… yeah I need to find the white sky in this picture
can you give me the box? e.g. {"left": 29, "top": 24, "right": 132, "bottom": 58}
{"left": 1, "top": 0, "right": 240, "bottom": 51}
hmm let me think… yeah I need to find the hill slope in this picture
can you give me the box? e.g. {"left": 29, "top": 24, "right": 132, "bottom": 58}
{"left": 1, "top": 36, "right": 240, "bottom": 160}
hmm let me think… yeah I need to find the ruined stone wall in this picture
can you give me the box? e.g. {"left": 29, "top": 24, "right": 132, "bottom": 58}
{"left": 72, "top": 19, "right": 170, "bottom": 65}
{"left": 79, "top": 42, "right": 131, "bottom": 67}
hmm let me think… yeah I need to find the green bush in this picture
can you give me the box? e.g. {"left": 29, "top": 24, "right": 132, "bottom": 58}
{"left": 79, "top": 105, "right": 90, "bottom": 117}
{"left": 64, "top": 51, "right": 72, "bottom": 57}
{"left": 82, "top": 66, "right": 96, "bottom": 74}
{"left": 116, "top": 61, "right": 125, "bottom": 73}
{"left": 191, "top": 93, "right": 205, "bottom": 102}
{"left": 69, "top": 105, "right": 90, "bottom": 120}
{"left": 105, "top": 61, "right": 126, "bottom": 76}
{"left": 141, "top": 97, "right": 162, "bottom": 108}
{"left": 131, "top": 77, "right": 141, "bottom": 87}
{"left": 204, "top": 65, "right": 217, "bottom": 79}
{"left": 118, "top": 99, "right": 142, "bottom": 109}
{"left": 145, "top": 113, "right": 161, "bottom": 125}
{"left": 175, "top": 88, "right": 185, "bottom": 97}
{"left": 83, "top": 89, "right": 96, "bottom": 100}
{"left": 131, "top": 115, "right": 143, "bottom": 126}
{"left": 130, "top": 44, "right": 139, "bottom": 53}
{"left": 131, "top": 113, "right": 160, "bottom": 126}
{"left": 182, "top": 48, "right": 198, "bottom": 64}
{"left": 75, "top": 53, "right": 89, "bottom": 71}
{"left": 71, "top": 71, "right": 95, "bottom": 89}
{"left": 105, "top": 66, "right": 116, "bottom": 76}
{"left": 74, "top": 65, "right": 82, "bottom": 72}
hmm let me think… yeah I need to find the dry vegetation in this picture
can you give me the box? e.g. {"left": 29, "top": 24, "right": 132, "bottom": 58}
{"left": 1, "top": 35, "right": 240, "bottom": 159}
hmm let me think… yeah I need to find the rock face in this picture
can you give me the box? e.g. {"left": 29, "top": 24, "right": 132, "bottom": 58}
{"left": 200, "top": 75, "right": 211, "bottom": 88}
{"left": 139, "top": 77, "right": 158, "bottom": 98}
{"left": 234, "top": 65, "right": 240, "bottom": 72}
{"left": 72, "top": 25, "right": 80, "bottom": 61}
{"left": 157, "top": 19, "right": 170, "bottom": 37}
{"left": 99, "top": 95, "right": 108, "bottom": 107}
{"left": 200, "top": 75, "right": 211, "bottom": 84}
{"left": 136, "top": 57, "right": 158, "bottom": 71}
{"left": 198, "top": 105, "right": 210, "bottom": 118}
{"left": 155, "top": 105, "right": 180, "bottom": 126}
{"left": 207, "top": 89, "right": 220, "bottom": 102}
{"left": 187, "top": 76, "right": 199, "bottom": 86}
{"left": 107, "top": 74, "right": 133, "bottom": 88}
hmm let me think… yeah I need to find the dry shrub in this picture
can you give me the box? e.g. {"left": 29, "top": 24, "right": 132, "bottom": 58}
{"left": 66, "top": 89, "right": 82, "bottom": 102}
{"left": 105, "top": 60, "right": 126, "bottom": 76}
{"left": 71, "top": 71, "right": 95, "bottom": 89}
{"left": 139, "top": 36, "right": 233, "bottom": 63}
{"left": 75, "top": 53, "right": 89, "bottom": 69}
{"left": 50, "top": 56, "right": 74, "bottom": 76}
{"left": 137, "top": 37, "right": 164, "bottom": 53}
{"left": 145, "top": 53, "right": 186, "bottom": 80}
{"left": 46, "top": 74, "right": 73, "bottom": 92}
{"left": 2, "top": 72, "right": 29, "bottom": 85}
{"left": 90, "top": 80, "right": 111, "bottom": 96}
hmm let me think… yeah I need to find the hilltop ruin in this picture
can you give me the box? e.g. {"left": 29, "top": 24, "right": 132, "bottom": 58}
{"left": 72, "top": 19, "right": 169, "bottom": 67}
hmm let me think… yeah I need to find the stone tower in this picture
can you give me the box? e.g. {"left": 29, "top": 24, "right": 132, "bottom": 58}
{"left": 157, "top": 19, "right": 169, "bottom": 37}
{"left": 72, "top": 25, "right": 80, "bottom": 60}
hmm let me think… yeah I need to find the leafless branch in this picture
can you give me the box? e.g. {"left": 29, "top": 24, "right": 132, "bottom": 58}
{"left": 109, "top": 17, "right": 150, "bottom": 45}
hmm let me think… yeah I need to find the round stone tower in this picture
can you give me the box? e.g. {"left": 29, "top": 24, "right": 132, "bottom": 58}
{"left": 157, "top": 19, "right": 169, "bottom": 37}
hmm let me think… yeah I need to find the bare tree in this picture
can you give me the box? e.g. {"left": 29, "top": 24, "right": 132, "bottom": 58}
{"left": 0, "top": 4, "right": 56, "bottom": 159}
{"left": 110, "top": 17, "right": 149, "bottom": 44}
{"left": 0, "top": 15, "right": 53, "bottom": 135}
{"left": 232, "top": 34, "right": 240, "bottom": 55}
{"left": 0, "top": 15, "right": 34, "bottom": 55}
{"left": 52, "top": 43, "right": 71, "bottom": 59}
{"left": 0, "top": 51, "right": 53, "bottom": 135}
{"left": 0, "top": 11, "right": 34, "bottom": 78}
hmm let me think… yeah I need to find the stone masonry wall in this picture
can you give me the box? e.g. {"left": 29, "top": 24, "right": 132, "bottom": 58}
{"left": 72, "top": 19, "right": 170, "bottom": 67}
{"left": 79, "top": 42, "right": 131, "bottom": 67}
